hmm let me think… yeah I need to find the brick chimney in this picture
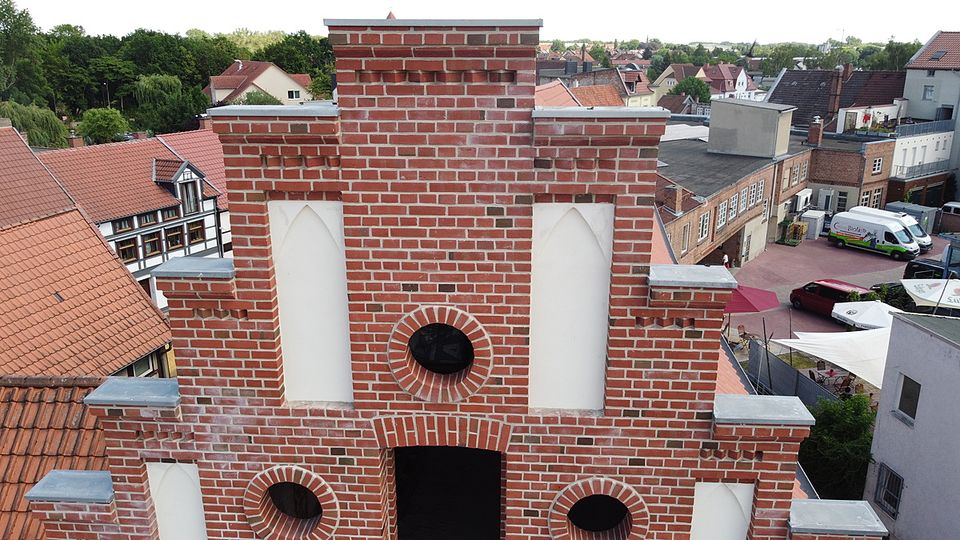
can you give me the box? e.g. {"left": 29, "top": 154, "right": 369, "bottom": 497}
{"left": 808, "top": 116, "right": 823, "bottom": 146}
{"left": 197, "top": 115, "right": 213, "bottom": 130}
{"left": 132, "top": 131, "right": 148, "bottom": 140}
{"left": 842, "top": 62, "right": 854, "bottom": 81}
{"left": 669, "top": 184, "right": 684, "bottom": 213}
{"left": 828, "top": 66, "right": 843, "bottom": 116}
{"left": 68, "top": 134, "right": 84, "bottom": 148}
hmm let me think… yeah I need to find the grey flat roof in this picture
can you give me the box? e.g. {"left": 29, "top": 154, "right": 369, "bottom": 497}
{"left": 897, "top": 313, "right": 960, "bottom": 347}
{"left": 26, "top": 471, "right": 114, "bottom": 504}
{"left": 714, "top": 98, "right": 797, "bottom": 112}
{"left": 84, "top": 377, "right": 180, "bottom": 408}
{"left": 207, "top": 103, "right": 339, "bottom": 117}
{"left": 648, "top": 264, "right": 737, "bottom": 289}
{"left": 657, "top": 137, "right": 808, "bottom": 198}
{"left": 790, "top": 500, "right": 888, "bottom": 536}
{"left": 324, "top": 19, "right": 543, "bottom": 27}
{"left": 714, "top": 394, "right": 815, "bottom": 425}
{"left": 533, "top": 106, "right": 671, "bottom": 119}
{"left": 153, "top": 256, "right": 235, "bottom": 279}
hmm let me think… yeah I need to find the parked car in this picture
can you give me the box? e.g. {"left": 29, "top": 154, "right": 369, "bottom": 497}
{"left": 848, "top": 205, "right": 933, "bottom": 252}
{"left": 790, "top": 279, "right": 872, "bottom": 317}
{"left": 828, "top": 212, "right": 920, "bottom": 260}
{"left": 903, "top": 258, "right": 960, "bottom": 279}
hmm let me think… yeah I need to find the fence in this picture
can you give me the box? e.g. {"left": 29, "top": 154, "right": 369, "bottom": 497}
{"left": 746, "top": 339, "right": 837, "bottom": 407}
{"left": 891, "top": 159, "right": 951, "bottom": 180}
{"left": 895, "top": 119, "right": 955, "bottom": 137}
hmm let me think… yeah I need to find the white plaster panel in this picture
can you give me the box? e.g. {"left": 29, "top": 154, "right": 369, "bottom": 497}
{"left": 146, "top": 462, "right": 208, "bottom": 540}
{"left": 269, "top": 200, "right": 353, "bottom": 403}
{"left": 690, "top": 482, "right": 754, "bottom": 540}
{"left": 528, "top": 203, "right": 614, "bottom": 410}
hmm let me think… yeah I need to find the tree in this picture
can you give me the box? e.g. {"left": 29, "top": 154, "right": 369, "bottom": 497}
{"left": 863, "top": 40, "right": 922, "bottom": 71}
{"left": 0, "top": 100, "right": 68, "bottom": 147}
{"left": 669, "top": 76, "right": 711, "bottom": 103}
{"left": 309, "top": 65, "right": 334, "bottom": 100}
{"left": 588, "top": 43, "right": 611, "bottom": 68}
{"left": 0, "top": 0, "right": 38, "bottom": 97}
{"left": 550, "top": 39, "right": 565, "bottom": 52}
{"left": 237, "top": 90, "right": 281, "bottom": 105}
{"left": 78, "top": 107, "right": 128, "bottom": 144}
{"left": 621, "top": 39, "right": 642, "bottom": 51}
{"left": 185, "top": 34, "right": 250, "bottom": 85}
{"left": 254, "top": 31, "right": 333, "bottom": 76}
{"left": 798, "top": 395, "right": 874, "bottom": 499}
{"left": 119, "top": 29, "right": 199, "bottom": 86}
{"left": 131, "top": 74, "right": 206, "bottom": 134}
{"left": 691, "top": 43, "right": 710, "bottom": 66}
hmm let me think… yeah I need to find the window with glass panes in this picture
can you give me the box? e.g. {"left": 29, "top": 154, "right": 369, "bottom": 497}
{"left": 897, "top": 374, "right": 921, "bottom": 420}
{"left": 717, "top": 201, "right": 727, "bottom": 229}
{"left": 729, "top": 194, "right": 738, "bottom": 220}
{"left": 116, "top": 238, "right": 138, "bottom": 262}
{"left": 740, "top": 188, "right": 748, "bottom": 211}
{"left": 860, "top": 191, "right": 870, "bottom": 206}
{"left": 875, "top": 463, "right": 904, "bottom": 518}
{"left": 698, "top": 212, "right": 710, "bottom": 240}
{"left": 166, "top": 226, "right": 184, "bottom": 249}
{"left": 188, "top": 221, "right": 205, "bottom": 244}
{"left": 872, "top": 189, "right": 883, "bottom": 208}
{"left": 142, "top": 232, "right": 161, "bottom": 256}
{"left": 749, "top": 183, "right": 757, "bottom": 206}
{"left": 837, "top": 192, "right": 848, "bottom": 212}
{"left": 681, "top": 224, "right": 689, "bottom": 253}
{"left": 182, "top": 181, "right": 200, "bottom": 214}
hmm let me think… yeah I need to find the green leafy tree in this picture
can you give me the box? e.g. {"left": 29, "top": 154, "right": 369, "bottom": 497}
{"left": 237, "top": 90, "right": 281, "bottom": 105}
{"left": 621, "top": 39, "right": 642, "bottom": 51}
{"left": 798, "top": 395, "right": 875, "bottom": 499}
{"left": 309, "top": 64, "right": 334, "bottom": 100}
{"left": 0, "top": 0, "right": 39, "bottom": 97}
{"left": 119, "top": 29, "right": 199, "bottom": 86}
{"left": 690, "top": 43, "right": 710, "bottom": 66}
{"left": 0, "top": 100, "right": 68, "bottom": 147}
{"left": 132, "top": 74, "right": 206, "bottom": 134}
{"left": 221, "top": 28, "right": 286, "bottom": 53}
{"left": 669, "top": 76, "right": 711, "bottom": 103}
{"left": 550, "top": 39, "right": 565, "bottom": 52}
{"left": 254, "top": 31, "right": 333, "bottom": 76}
{"left": 863, "top": 40, "right": 922, "bottom": 71}
{"left": 78, "top": 107, "right": 128, "bottom": 144}
{"left": 185, "top": 34, "right": 250, "bottom": 85}
{"left": 588, "top": 43, "right": 611, "bottom": 68}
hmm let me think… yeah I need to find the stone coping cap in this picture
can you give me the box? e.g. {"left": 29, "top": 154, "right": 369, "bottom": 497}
{"left": 207, "top": 103, "right": 339, "bottom": 117}
{"left": 153, "top": 256, "right": 235, "bottom": 279}
{"left": 324, "top": 19, "right": 543, "bottom": 27}
{"left": 532, "top": 106, "right": 671, "bottom": 119}
{"left": 714, "top": 394, "right": 815, "bottom": 426}
{"left": 84, "top": 377, "right": 180, "bottom": 408}
{"left": 790, "top": 500, "right": 888, "bottom": 536}
{"left": 26, "top": 470, "right": 114, "bottom": 504}
{"left": 648, "top": 264, "right": 737, "bottom": 289}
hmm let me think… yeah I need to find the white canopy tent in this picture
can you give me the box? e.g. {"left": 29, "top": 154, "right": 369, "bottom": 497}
{"left": 771, "top": 328, "right": 891, "bottom": 388}
{"left": 901, "top": 279, "right": 960, "bottom": 308}
{"left": 831, "top": 301, "right": 902, "bottom": 329}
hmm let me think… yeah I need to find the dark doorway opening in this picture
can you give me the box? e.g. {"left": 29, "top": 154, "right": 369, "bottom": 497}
{"left": 394, "top": 446, "right": 501, "bottom": 540}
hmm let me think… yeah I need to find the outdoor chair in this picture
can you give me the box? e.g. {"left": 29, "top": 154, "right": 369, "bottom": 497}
{"left": 816, "top": 360, "right": 826, "bottom": 370}
{"left": 834, "top": 375, "right": 854, "bottom": 393}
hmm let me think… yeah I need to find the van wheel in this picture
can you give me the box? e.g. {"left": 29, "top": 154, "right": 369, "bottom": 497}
{"left": 891, "top": 251, "right": 902, "bottom": 261}
{"left": 792, "top": 298, "right": 802, "bottom": 310}
{"left": 835, "top": 240, "right": 845, "bottom": 249}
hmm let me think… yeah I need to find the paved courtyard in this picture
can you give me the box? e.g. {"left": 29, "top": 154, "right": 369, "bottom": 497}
{"left": 728, "top": 235, "right": 951, "bottom": 341}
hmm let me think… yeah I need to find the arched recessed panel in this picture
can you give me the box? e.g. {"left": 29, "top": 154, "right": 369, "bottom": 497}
{"left": 689, "top": 482, "right": 754, "bottom": 540}
{"left": 529, "top": 203, "right": 615, "bottom": 410}
{"left": 269, "top": 200, "right": 353, "bottom": 403}
{"left": 146, "top": 462, "right": 208, "bottom": 540}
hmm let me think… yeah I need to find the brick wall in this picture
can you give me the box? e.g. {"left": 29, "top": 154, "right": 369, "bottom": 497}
{"left": 886, "top": 171, "right": 953, "bottom": 206}
{"left": 28, "top": 19, "right": 877, "bottom": 540}
{"left": 809, "top": 149, "right": 864, "bottom": 187}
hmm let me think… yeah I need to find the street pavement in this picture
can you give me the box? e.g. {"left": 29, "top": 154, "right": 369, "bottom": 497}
{"left": 727, "top": 235, "right": 951, "bottom": 341}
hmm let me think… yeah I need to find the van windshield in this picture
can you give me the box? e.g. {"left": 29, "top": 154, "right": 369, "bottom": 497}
{"left": 907, "top": 224, "right": 926, "bottom": 238}
{"left": 894, "top": 228, "right": 911, "bottom": 244}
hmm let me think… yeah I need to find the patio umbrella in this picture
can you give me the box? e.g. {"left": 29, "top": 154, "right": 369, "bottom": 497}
{"left": 901, "top": 279, "right": 960, "bottom": 309}
{"left": 772, "top": 328, "right": 890, "bottom": 388}
{"left": 831, "top": 301, "right": 902, "bottom": 329}
{"left": 725, "top": 285, "right": 780, "bottom": 314}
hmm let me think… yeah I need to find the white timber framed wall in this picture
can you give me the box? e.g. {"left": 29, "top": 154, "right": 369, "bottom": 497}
{"left": 268, "top": 200, "right": 353, "bottom": 403}
{"left": 528, "top": 203, "right": 615, "bottom": 410}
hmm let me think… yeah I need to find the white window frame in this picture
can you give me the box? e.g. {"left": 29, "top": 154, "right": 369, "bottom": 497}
{"left": 895, "top": 373, "right": 921, "bottom": 421}
{"left": 681, "top": 223, "right": 690, "bottom": 253}
{"left": 836, "top": 191, "right": 848, "bottom": 212}
{"left": 860, "top": 191, "right": 870, "bottom": 206}
{"left": 749, "top": 183, "right": 757, "bottom": 207}
{"left": 922, "top": 85, "right": 934, "bottom": 101}
{"left": 874, "top": 463, "right": 904, "bottom": 518}
{"left": 872, "top": 157, "right": 883, "bottom": 175}
{"left": 729, "top": 194, "right": 738, "bottom": 220}
{"left": 698, "top": 211, "right": 710, "bottom": 241}
{"left": 872, "top": 189, "right": 883, "bottom": 208}
{"left": 800, "top": 161, "right": 808, "bottom": 180}
{"left": 740, "top": 188, "right": 748, "bottom": 211}
{"left": 790, "top": 165, "right": 799, "bottom": 186}
{"left": 288, "top": 89, "right": 301, "bottom": 99}
{"left": 717, "top": 201, "right": 727, "bottom": 229}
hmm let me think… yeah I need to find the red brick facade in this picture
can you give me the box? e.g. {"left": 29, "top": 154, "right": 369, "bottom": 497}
{"left": 28, "top": 20, "right": 883, "bottom": 540}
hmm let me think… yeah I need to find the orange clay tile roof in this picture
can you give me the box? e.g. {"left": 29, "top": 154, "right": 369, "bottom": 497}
{"left": 37, "top": 137, "right": 220, "bottom": 223}
{"left": 0, "top": 209, "right": 171, "bottom": 375}
{"left": 535, "top": 80, "right": 581, "bottom": 107}
{"left": 158, "top": 129, "right": 228, "bottom": 210}
{"left": 908, "top": 31, "right": 960, "bottom": 70}
{"left": 153, "top": 158, "right": 184, "bottom": 183}
{"left": 289, "top": 73, "right": 313, "bottom": 88}
{"left": 570, "top": 84, "right": 625, "bottom": 107}
{"left": 0, "top": 376, "right": 106, "bottom": 540}
{"left": 0, "top": 128, "right": 74, "bottom": 229}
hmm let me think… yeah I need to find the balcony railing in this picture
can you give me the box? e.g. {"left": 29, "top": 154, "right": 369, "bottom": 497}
{"left": 895, "top": 119, "right": 956, "bottom": 137}
{"left": 892, "top": 159, "right": 952, "bottom": 179}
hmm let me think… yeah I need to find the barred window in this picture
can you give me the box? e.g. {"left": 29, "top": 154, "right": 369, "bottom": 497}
{"left": 874, "top": 463, "right": 904, "bottom": 518}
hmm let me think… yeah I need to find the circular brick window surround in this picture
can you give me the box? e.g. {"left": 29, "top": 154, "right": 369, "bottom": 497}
{"left": 548, "top": 477, "right": 649, "bottom": 540}
{"left": 387, "top": 306, "right": 493, "bottom": 402}
{"left": 243, "top": 465, "right": 339, "bottom": 540}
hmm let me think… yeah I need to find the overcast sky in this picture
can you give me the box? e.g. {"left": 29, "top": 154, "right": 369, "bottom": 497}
{"left": 22, "top": 0, "right": 948, "bottom": 45}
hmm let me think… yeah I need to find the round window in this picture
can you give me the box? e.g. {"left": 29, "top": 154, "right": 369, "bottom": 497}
{"left": 567, "top": 494, "right": 629, "bottom": 533}
{"left": 407, "top": 323, "right": 474, "bottom": 374}
{"left": 268, "top": 482, "right": 322, "bottom": 520}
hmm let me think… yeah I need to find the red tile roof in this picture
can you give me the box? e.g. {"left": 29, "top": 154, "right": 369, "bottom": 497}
{"left": 0, "top": 209, "right": 171, "bottom": 375}
{"left": 158, "top": 129, "right": 229, "bottom": 210}
{"left": 669, "top": 64, "right": 704, "bottom": 81}
{"left": 289, "top": 73, "right": 313, "bottom": 88}
{"left": 203, "top": 60, "right": 311, "bottom": 103}
{"left": 535, "top": 80, "right": 581, "bottom": 107}
{"left": 0, "top": 376, "right": 106, "bottom": 540}
{"left": 570, "top": 84, "right": 625, "bottom": 107}
{"left": 0, "top": 128, "right": 74, "bottom": 229}
{"left": 153, "top": 159, "right": 184, "bottom": 183}
{"left": 907, "top": 31, "right": 960, "bottom": 70}
{"left": 658, "top": 94, "right": 693, "bottom": 114}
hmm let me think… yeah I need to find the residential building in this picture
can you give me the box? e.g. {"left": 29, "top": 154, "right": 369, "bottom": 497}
{"left": 864, "top": 313, "right": 960, "bottom": 540}
{"left": 904, "top": 31, "right": 960, "bottom": 196}
{"left": 657, "top": 93, "right": 700, "bottom": 114}
{"left": 650, "top": 62, "right": 708, "bottom": 100}
{"left": 0, "top": 122, "right": 171, "bottom": 378}
{"left": 570, "top": 83, "right": 625, "bottom": 106}
{"left": 534, "top": 79, "right": 580, "bottom": 107}
{"left": 37, "top": 129, "right": 228, "bottom": 310}
{"left": 203, "top": 59, "right": 313, "bottom": 105}
{"left": 805, "top": 126, "right": 896, "bottom": 214}
{"left": 26, "top": 19, "right": 884, "bottom": 540}
{"left": 703, "top": 63, "right": 761, "bottom": 101}
{"left": 539, "top": 66, "right": 657, "bottom": 107}
{"left": 657, "top": 100, "right": 813, "bottom": 266}
{"left": 887, "top": 122, "right": 955, "bottom": 206}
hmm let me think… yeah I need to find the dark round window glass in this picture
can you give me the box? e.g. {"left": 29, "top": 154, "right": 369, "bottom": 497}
{"left": 268, "top": 482, "right": 322, "bottom": 520}
{"left": 567, "top": 495, "right": 629, "bottom": 532}
{"left": 408, "top": 323, "right": 474, "bottom": 375}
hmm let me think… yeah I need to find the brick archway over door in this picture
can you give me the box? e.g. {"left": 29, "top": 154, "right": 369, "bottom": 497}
{"left": 372, "top": 415, "right": 512, "bottom": 452}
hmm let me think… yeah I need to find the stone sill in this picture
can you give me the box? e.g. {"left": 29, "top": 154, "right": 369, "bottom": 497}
{"left": 84, "top": 377, "right": 180, "bottom": 408}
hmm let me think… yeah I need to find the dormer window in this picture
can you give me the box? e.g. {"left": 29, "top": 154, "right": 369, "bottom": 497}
{"left": 113, "top": 217, "right": 134, "bottom": 233}
{"left": 182, "top": 181, "right": 200, "bottom": 215}
{"left": 162, "top": 207, "right": 180, "bottom": 221}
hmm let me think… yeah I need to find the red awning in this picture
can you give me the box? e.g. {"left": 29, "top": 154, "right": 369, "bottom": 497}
{"left": 725, "top": 285, "right": 780, "bottom": 314}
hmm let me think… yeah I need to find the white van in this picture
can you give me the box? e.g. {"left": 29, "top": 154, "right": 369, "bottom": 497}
{"left": 848, "top": 206, "right": 933, "bottom": 252}
{"left": 828, "top": 212, "right": 921, "bottom": 260}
